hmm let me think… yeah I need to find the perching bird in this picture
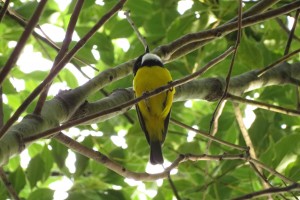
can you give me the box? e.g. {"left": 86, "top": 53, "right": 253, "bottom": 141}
{"left": 133, "top": 50, "right": 175, "bottom": 165}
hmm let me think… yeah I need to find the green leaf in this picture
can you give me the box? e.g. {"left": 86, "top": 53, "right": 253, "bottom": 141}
{"left": 177, "top": 141, "right": 201, "bottom": 154}
{"left": 27, "top": 188, "right": 54, "bottom": 200}
{"left": 50, "top": 140, "right": 68, "bottom": 171}
{"left": 9, "top": 166, "right": 26, "bottom": 194}
{"left": 15, "top": 1, "right": 39, "bottom": 19}
{"left": 27, "top": 154, "right": 45, "bottom": 188}
{"left": 144, "top": 12, "right": 165, "bottom": 39}
{"left": 125, "top": 0, "right": 152, "bottom": 20}
{"left": 74, "top": 137, "right": 93, "bottom": 177}
{"left": 108, "top": 19, "right": 133, "bottom": 39}
{"left": 28, "top": 143, "right": 43, "bottom": 158}
{"left": 74, "top": 44, "right": 98, "bottom": 65}
{"left": 209, "top": 175, "right": 238, "bottom": 199}
{"left": 0, "top": 24, "right": 23, "bottom": 41}
{"left": 2, "top": 79, "right": 16, "bottom": 94}
{"left": 237, "top": 32, "right": 264, "bottom": 69}
{"left": 6, "top": 155, "right": 21, "bottom": 171}
{"left": 167, "top": 13, "right": 195, "bottom": 41}
{"left": 60, "top": 68, "right": 78, "bottom": 88}
{"left": 109, "top": 148, "right": 126, "bottom": 163}
{"left": 0, "top": 179, "right": 9, "bottom": 199}
{"left": 40, "top": 146, "right": 54, "bottom": 182}
{"left": 286, "top": 157, "right": 300, "bottom": 181}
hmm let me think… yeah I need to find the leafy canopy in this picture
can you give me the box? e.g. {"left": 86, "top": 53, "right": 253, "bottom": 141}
{"left": 0, "top": 0, "right": 300, "bottom": 200}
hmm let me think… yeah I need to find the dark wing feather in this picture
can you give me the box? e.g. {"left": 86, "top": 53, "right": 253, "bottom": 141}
{"left": 135, "top": 104, "right": 150, "bottom": 144}
{"left": 162, "top": 109, "right": 171, "bottom": 143}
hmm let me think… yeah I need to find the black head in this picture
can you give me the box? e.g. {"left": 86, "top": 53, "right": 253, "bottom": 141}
{"left": 133, "top": 53, "right": 164, "bottom": 76}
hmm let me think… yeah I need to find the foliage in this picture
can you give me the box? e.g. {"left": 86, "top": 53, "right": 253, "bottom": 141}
{"left": 0, "top": 0, "right": 300, "bottom": 200}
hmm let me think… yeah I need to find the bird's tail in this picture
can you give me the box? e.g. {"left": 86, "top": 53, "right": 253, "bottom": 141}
{"left": 150, "top": 141, "right": 164, "bottom": 165}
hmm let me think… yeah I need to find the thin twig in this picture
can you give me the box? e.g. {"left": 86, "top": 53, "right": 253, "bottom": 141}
{"left": 55, "top": 134, "right": 248, "bottom": 181}
{"left": 284, "top": 9, "right": 300, "bottom": 55}
{"left": 297, "top": 86, "right": 300, "bottom": 110}
{"left": 206, "top": 100, "right": 226, "bottom": 153}
{"left": 6, "top": 7, "right": 97, "bottom": 70}
{"left": 124, "top": 11, "right": 148, "bottom": 51}
{"left": 281, "top": 181, "right": 299, "bottom": 200}
{"left": 232, "top": 183, "right": 300, "bottom": 200}
{"left": 0, "top": 167, "right": 20, "bottom": 200}
{"left": 257, "top": 48, "right": 300, "bottom": 77}
{"left": 209, "top": 0, "right": 243, "bottom": 134}
{"left": 0, "top": 0, "right": 10, "bottom": 22}
{"left": 249, "top": 158, "right": 295, "bottom": 184}
{"left": 275, "top": 18, "right": 300, "bottom": 42}
{"left": 0, "top": 0, "right": 48, "bottom": 86}
{"left": 286, "top": 9, "right": 300, "bottom": 112}
{"left": 168, "top": 173, "right": 182, "bottom": 200}
{"left": 227, "top": 94, "right": 300, "bottom": 117}
{"left": 0, "top": 0, "right": 127, "bottom": 140}
{"left": 206, "top": 4, "right": 242, "bottom": 190}
{"left": 34, "top": 0, "right": 84, "bottom": 115}
{"left": 0, "top": 87, "right": 3, "bottom": 128}
{"left": 170, "top": 118, "right": 247, "bottom": 151}
{"left": 249, "top": 162, "right": 269, "bottom": 186}
{"left": 233, "top": 103, "right": 274, "bottom": 193}
{"left": 229, "top": 0, "right": 280, "bottom": 22}
{"left": 23, "top": 47, "right": 234, "bottom": 142}
{"left": 232, "top": 103, "right": 257, "bottom": 160}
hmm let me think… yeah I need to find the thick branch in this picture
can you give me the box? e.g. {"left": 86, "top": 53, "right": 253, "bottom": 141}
{"left": 157, "top": 1, "right": 300, "bottom": 61}
{"left": 69, "top": 62, "right": 300, "bottom": 125}
{"left": 24, "top": 47, "right": 234, "bottom": 142}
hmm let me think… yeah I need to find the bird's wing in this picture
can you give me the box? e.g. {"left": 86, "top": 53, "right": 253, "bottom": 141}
{"left": 162, "top": 110, "right": 171, "bottom": 143}
{"left": 135, "top": 104, "right": 150, "bottom": 144}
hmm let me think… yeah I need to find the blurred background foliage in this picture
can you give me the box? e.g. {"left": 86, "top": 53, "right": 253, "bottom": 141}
{"left": 0, "top": 0, "right": 300, "bottom": 199}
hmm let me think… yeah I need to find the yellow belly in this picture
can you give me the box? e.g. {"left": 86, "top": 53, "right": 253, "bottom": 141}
{"left": 133, "top": 66, "right": 175, "bottom": 141}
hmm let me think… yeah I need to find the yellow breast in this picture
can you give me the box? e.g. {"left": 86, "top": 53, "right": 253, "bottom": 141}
{"left": 133, "top": 66, "right": 175, "bottom": 118}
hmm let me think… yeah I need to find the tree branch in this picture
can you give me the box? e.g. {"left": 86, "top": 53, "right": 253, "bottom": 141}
{"left": 33, "top": 0, "right": 84, "bottom": 115}
{"left": 157, "top": 1, "right": 300, "bottom": 61}
{"left": 284, "top": 9, "right": 300, "bottom": 55}
{"left": 233, "top": 103, "right": 273, "bottom": 192}
{"left": 167, "top": 173, "right": 182, "bottom": 200}
{"left": 9, "top": 0, "right": 296, "bottom": 143}
{"left": 249, "top": 158, "right": 295, "bottom": 184}
{"left": 5, "top": 6, "right": 95, "bottom": 68}
{"left": 23, "top": 47, "right": 234, "bottom": 142}
{"left": 275, "top": 17, "right": 300, "bottom": 42}
{"left": 0, "top": 0, "right": 10, "bottom": 22}
{"left": 232, "top": 183, "right": 300, "bottom": 200}
{"left": 55, "top": 134, "right": 293, "bottom": 186}
{"left": 209, "top": 0, "right": 242, "bottom": 139}
{"left": 232, "top": 103, "right": 257, "bottom": 160}
{"left": 0, "top": 0, "right": 48, "bottom": 86}
{"left": 0, "top": 167, "right": 20, "bottom": 200}
{"left": 257, "top": 48, "right": 300, "bottom": 77}
{"left": 228, "top": 94, "right": 300, "bottom": 117}
{"left": 170, "top": 118, "right": 247, "bottom": 151}
{"left": 0, "top": 0, "right": 127, "bottom": 139}
{"left": 231, "top": 0, "right": 280, "bottom": 21}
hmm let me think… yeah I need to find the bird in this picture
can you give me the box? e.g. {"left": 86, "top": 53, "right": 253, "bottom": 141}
{"left": 133, "top": 49, "right": 175, "bottom": 165}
